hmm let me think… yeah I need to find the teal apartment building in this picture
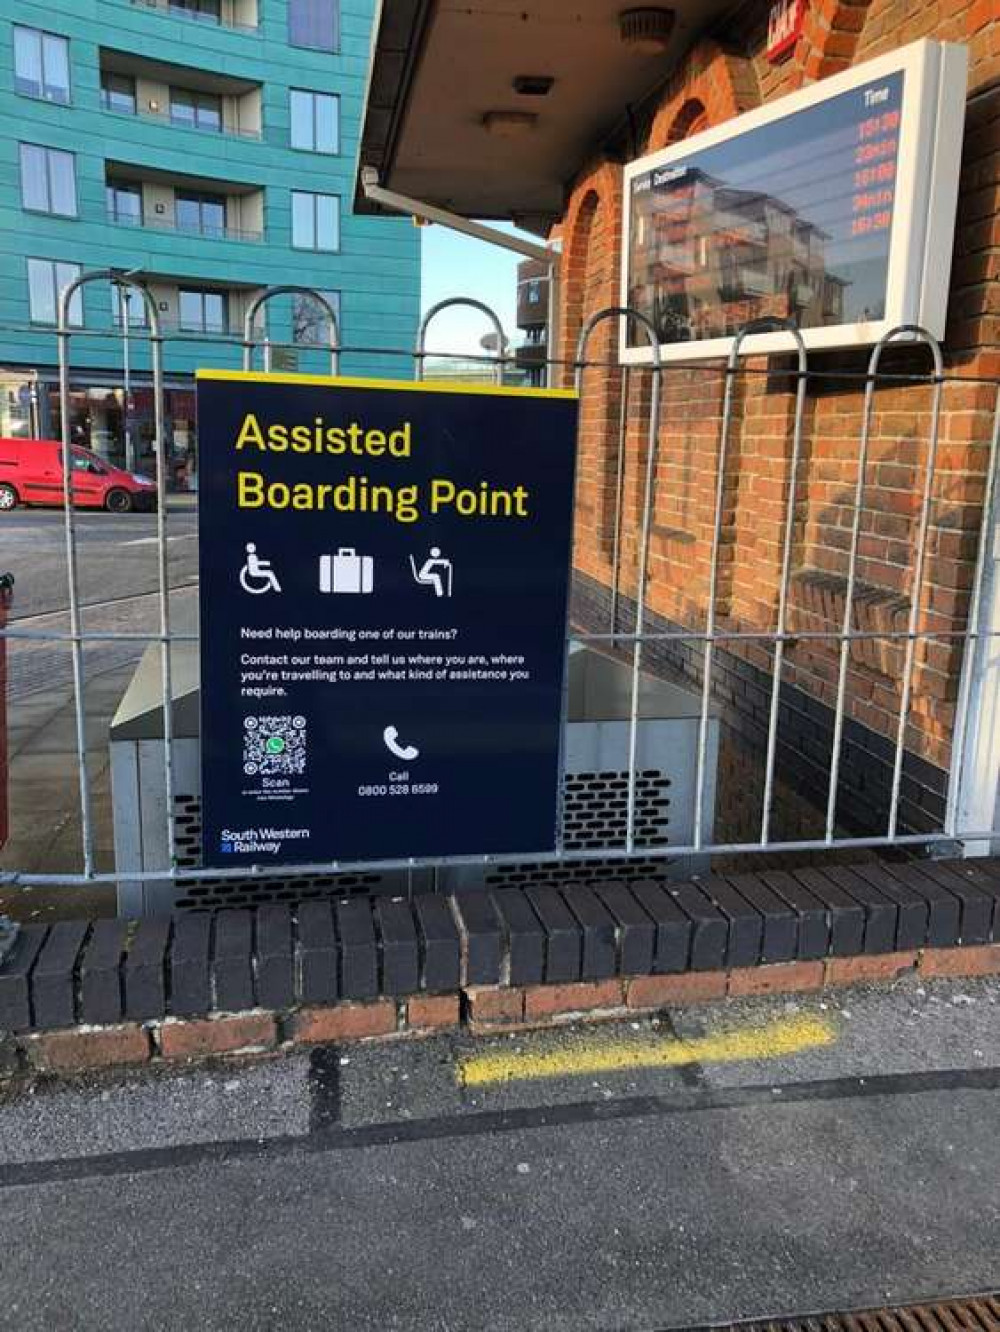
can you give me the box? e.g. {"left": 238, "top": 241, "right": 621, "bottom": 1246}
{"left": 0, "top": 0, "right": 420, "bottom": 484}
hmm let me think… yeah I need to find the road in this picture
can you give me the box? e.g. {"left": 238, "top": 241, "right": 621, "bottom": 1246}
{"left": 1, "top": 502, "right": 198, "bottom": 621}
{"left": 0, "top": 505, "right": 198, "bottom": 898}
{"left": 1, "top": 504, "right": 199, "bottom": 701}
{"left": 1, "top": 975, "right": 1000, "bottom": 1329}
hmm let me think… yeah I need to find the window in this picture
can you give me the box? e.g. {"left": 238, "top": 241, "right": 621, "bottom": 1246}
{"left": 175, "top": 191, "right": 226, "bottom": 238}
{"left": 291, "top": 191, "right": 339, "bottom": 251}
{"left": 288, "top": 0, "right": 338, "bottom": 51}
{"left": 293, "top": 290, "right": 341, "bottom": 345}
{"left": 169, "top": 0, "right": 221, "bottom": 23}
{"left": 27, "top": 259, "right": 82, "bottom": 326}
{"left": 179, "top": 289, "right": 228, "bottom": 333}
{"left": 106, "top": 181, "right": 143, "bottom": 226}
{"left": 19, "top": 144, "right": 77, "bottom": 217}
{"left": 170, "top": 88, "right": 222, "bottom": 133}
{"left": 290, "top": 90, "right": 339, "bottom": 154}
{"left": 518, "top": 274, "right": 546, "bottom": 309}
{"left": 14, "top": 26, "right": 70, "bottom": 103}
{"left": 111, "top": 283, "right": 148, "bottom": 327}
{"left": 100, "top": 71, "right": 136, "bottom": 114}
{"left": 71, "top": 450, "right": 108, "bottom": 475}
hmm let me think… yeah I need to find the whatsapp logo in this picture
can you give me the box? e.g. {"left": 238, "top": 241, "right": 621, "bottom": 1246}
{"left": 265, "top": 734, "right": 286, "bottom": 756}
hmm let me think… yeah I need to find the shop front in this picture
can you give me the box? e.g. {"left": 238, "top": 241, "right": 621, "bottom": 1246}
{"left": 40, "top": 377, "right": 197, "bottom": 490}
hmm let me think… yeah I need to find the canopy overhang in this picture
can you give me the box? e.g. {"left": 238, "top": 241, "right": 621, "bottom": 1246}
{"left": 355, "top": 1, "right": 735, "bottom": 234}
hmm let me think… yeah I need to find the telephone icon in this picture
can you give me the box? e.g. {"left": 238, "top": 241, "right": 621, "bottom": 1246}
{"left": 383, "top": 726, "right": 420, "bottom": 762}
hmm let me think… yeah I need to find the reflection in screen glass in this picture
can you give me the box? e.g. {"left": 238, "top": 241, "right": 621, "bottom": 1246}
{"left": 626, "top": 72, "right": 904, "bottom": 348}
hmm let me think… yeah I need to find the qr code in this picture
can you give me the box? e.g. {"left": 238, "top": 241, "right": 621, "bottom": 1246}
{"left": 243, "top": 715, "right": 307, "bottom": 776}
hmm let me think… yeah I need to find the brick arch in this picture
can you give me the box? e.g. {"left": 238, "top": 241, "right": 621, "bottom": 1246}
{"left": 666, "top": 98, "right": 709, "bottom": 144}
{"left": 557, "top": 161, "right": 627, "bottom": 575}
{"left": 791, "top": 0, "right": 874, "bottom": 88}
{"left": 562, "top": 188, "right": 601, "bottom": 368}
{"left": 648, "top": 40, "right": 760, "bottom": 150}
{"left": 558, "top": 159, "right": 622, "bottom": 376}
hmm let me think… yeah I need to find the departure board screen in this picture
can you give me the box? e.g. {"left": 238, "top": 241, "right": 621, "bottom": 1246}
{"left": 625, "top": 71, "right": 904, "bottom": 349}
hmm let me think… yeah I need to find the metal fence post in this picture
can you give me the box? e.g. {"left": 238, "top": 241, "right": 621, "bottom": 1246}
{"left": 825, "top": 325, "right": 943, "bottom": 842}
{"left": 415, "top": 299, "right": 507, "bottom": 385}
{"left": 693, "top": 318, "right": 808, "bottom": 850}
{"left": 243, "top": 286, "right": 342, "bottom": 376}
{"left": 58, "top": 268, "right": 171, "bottom": 876}
{"left": 575, "top": 307, "right": 662, "bottom": 855}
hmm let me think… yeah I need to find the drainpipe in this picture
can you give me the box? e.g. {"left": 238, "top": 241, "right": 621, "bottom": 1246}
{"left": 360, "top": 168, "right": 562, "bottom": 387}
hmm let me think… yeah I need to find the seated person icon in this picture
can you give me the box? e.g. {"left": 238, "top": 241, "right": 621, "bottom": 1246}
{"left": 410, "top": 547, "right": 453, "bottom": 598}
{"left": 240, "top": 542, "right": 282, "bottom": 594}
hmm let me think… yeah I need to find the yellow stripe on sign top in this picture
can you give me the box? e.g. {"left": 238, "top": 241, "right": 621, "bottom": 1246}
{"left": 458, "top": 1013, "right": 837, "bottom": 1087}
{"left": 194, "top": 368, "right": 578, "bottom": 401}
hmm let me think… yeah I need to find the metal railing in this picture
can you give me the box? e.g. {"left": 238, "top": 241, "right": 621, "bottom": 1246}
{"left": 106, "top": 212, "right": 264, "bottom": 244}
{"left": 2, "top": 280, "right": 1000, "bottom": 895}
{"left": 100, "top": 102, "right": 264, "bottom": 141}
{"left": 129, "top": 0, "right": 260, "bottom": 35}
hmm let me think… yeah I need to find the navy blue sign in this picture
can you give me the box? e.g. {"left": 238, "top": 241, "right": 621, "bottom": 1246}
{"left": 196, "top": 371, "right": 579, "bottom": 866}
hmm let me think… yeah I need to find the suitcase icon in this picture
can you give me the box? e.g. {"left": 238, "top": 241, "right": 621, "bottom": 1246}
{"left": 320, "top": 549, "right": 374, "bottom": 594}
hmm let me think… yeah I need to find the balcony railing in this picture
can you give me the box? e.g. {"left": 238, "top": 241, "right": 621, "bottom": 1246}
{"left": 100, "top": 98, "right": 263, "bottom": 141}
{"left": 129, "top": 0, "right": 259, "bottom": 34}
{"left": 106, "top": 210, "right": 264, "bottom": 244}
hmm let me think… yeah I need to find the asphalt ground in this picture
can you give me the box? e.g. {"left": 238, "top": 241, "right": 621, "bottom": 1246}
{"left": 2, "top": 974, "right": 1000, "bottom": 1329}
{"left": 0, "top": 504, "right": 197, "bottom": 901}
{"left": 0, "top": 501, "right": 198, "bottom": 623}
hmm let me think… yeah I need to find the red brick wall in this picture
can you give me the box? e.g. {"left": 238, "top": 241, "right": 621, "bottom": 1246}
{"left": 559, "top": 0, "right": 1000, "bottom": 781}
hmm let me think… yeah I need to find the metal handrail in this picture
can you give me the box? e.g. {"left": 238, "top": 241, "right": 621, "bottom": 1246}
{"left": 106, "top": 214, "right": 264, "bottom": 244}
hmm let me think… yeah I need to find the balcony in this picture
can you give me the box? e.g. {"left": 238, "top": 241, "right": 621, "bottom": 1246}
{"left": 718, "top": 263, "right": 776, "bottom": 301}
{"left": 110, "top": 276, "right": 265, "bottom": 339}
{"left": 129, "top": 0, "right": 259, "bottom": 34}
{"left": 106, "top": 166, "right": 265, "bottom": 243}
{"left": 100, "top": 50, "right": 262, "bottom": 140}
{"left": 517, "top": 258, "right": 549, "bottom": 331}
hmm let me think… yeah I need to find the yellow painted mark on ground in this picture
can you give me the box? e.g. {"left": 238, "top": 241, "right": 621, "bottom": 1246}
{"left": 459, "top": 1013, "right": 837, "bottom": 1088}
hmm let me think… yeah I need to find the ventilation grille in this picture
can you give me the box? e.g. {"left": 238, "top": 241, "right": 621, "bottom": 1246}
{"left": 170, "top": 768, "right": 671, "bottom": 905}
{"left": 172, "top": 795, "right": 384, "bottom": 909}
{"left": 486, "top": 767, "right": 672, "bottom": 889}
{"left": 563, "top": 768, "right": 670, "bottom": 851}
{"left": 691, "top": 1293, "right": 1000, "bottom": 1332}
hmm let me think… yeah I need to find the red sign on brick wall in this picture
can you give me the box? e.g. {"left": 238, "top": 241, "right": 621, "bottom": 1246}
{"left": 767, "top": 0, "right": 807, "bottom": 62}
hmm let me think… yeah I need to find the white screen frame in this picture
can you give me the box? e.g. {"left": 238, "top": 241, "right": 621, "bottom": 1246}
{"left": 618, "top": 39, "right": 968, "bottom": 366}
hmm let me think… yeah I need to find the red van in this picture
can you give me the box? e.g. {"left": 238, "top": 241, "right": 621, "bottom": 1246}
{"left": 0, "top": 438, "right": 157, "bottom": 513}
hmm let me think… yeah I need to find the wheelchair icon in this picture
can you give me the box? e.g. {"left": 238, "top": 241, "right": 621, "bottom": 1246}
{"left": 239, "top": 543, "right": 282, "bottom": 595}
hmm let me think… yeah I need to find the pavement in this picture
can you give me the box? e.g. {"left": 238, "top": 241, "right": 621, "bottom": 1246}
{"left": 2, "top": 973, "right": 1000, "bottom": 1329}
{"left": 0, "top": 504, "right": 198, "bottom": 914}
